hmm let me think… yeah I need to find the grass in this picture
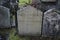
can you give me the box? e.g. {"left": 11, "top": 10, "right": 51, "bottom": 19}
{"left": 0, "top": 28, "right": 30, "bottom": 40}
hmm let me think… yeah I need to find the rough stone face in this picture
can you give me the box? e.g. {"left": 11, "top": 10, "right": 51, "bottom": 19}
{"left": 17, "top": 5, "right": 43, "bottom": 36}
{"left": 42, "top": 8, "right": 60, "bottom": 37}
{"left": 0, "top": 0, "right": 9, "bottom": 5}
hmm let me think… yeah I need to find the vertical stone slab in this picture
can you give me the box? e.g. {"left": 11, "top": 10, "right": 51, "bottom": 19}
{"left": 17, "top": 6, "right": 43, "bottom": 36}
{"left": 0, "top": 6, "right": 11, "bottom": 28}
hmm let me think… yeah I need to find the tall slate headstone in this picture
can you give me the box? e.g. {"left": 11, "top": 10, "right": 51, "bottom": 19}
{"left": 0, "top": 6, "right": 11, "bottom": 28}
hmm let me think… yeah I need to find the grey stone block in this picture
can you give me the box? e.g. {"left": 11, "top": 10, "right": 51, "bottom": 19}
{"left": 0, "top": 6, "right": 11, "bottom": 28}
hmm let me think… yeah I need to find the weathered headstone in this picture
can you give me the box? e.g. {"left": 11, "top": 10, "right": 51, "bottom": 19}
{"left": 17, "top": 6, "right": 43, "bottom": 36}
{"left": 0, "top": 6, "right": 11, "bottom": 28}
{"left": 42, "top": 8, "right": 60, "bottom": 37}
